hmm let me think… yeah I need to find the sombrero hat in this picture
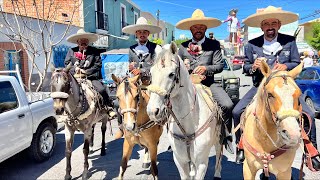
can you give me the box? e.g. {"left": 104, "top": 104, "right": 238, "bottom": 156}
{"left": 243, "top": 6, "right": 298, "bottom": 27}
{"left": 176, "top": 9, "right": 221, "bottom": 30}
{"left": 66, "top": 29, "right": 99, "bottom": 44}
{"left": 122, "top": 17, "right": 162, "bottom": 35}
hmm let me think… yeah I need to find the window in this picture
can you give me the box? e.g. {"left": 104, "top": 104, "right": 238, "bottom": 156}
{"left": 96, "top": 0, "right": 105, "bottom": 30}
{"left": 134, "top": 12, "right": 138, "bottom": 24}
{"left": 0, "top": 81, "right": 18, "bottom": 113}
{"left": 120, "top": 3, "right": 127, "bottom": 29}
{"left": 302, "top": 69, "right": 316, "bottom": 80}
{"left": 165, "top": 28, "right": 168, "bottom": 37}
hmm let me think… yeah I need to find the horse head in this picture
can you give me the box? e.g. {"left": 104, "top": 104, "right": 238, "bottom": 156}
{"left": 112, "top": 74, "right": 141, "bottom": 132}
{"left": 50, "top": 63, "right": 73, "bottom": 115}
{"left": 258, "top": 60, "right": 303, "bottom": 147}
{"left": 147, "top": 41, "right": 188, "bottom": 122}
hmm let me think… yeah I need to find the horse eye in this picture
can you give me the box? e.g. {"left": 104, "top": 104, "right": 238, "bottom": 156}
{"left": 268, "top": 93, "right": 274, "bottom": 98}
{"left": 169, "top": 72, "right": 175, "bottom": 79}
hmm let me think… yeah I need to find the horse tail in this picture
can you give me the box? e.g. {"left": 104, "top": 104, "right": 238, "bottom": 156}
{"left": 189, "top": 161, "right": 196, "bottom": 177}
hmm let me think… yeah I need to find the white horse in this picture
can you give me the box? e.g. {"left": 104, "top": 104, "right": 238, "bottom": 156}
{"left": 147, "top": 42, "right": 223, "bottom": 179}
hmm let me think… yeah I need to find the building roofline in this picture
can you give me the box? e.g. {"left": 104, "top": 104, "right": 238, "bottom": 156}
{"left": 127, "top": 0, "right": 140, "bottom": 10}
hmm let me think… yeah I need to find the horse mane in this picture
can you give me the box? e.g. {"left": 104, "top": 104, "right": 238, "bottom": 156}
{"left": 69, "top": 73, "right": 80, "bottom": 103}
{"left": 154, "top": 48, "right": 177, "bottom": 68}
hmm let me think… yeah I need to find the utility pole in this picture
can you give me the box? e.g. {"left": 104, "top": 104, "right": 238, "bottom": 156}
{"left": 156, "top": 9, "right": 160, "bottom": 39}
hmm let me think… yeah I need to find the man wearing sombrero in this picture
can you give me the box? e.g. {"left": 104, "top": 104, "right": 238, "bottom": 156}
{"left": 232, "top": 6, "right": 320, "bottom": 170}
{"left": 113, "top": 17, "right": 162, "bottom": 139}
{"left": 65, "top": 29, "right": 112, "bottom": 107}
{"left": 176, "top": 9, "right": 234, "bottom": 154}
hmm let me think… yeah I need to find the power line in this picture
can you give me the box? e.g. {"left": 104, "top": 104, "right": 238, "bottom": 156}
{"left": 299, "top": 10, "right": 320, "bottom": 21}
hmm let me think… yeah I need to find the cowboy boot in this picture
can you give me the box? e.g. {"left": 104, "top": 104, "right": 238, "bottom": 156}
{"left": 235, "top": 136, "right": 245, "bottom": 164}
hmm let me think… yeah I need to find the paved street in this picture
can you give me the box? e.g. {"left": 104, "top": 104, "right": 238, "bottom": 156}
{"left": 0, "top": 69, "right": 319, "bottom": 180}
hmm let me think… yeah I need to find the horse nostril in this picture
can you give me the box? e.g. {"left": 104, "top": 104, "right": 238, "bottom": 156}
{"left": 154, "top": 108, "right": 160, "bottom": 116}
{"left": 281, "top": 130, "right": 289, "bottom": 138}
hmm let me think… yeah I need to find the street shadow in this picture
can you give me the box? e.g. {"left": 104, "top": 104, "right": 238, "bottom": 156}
{"left": 88, "top": 138, "right": 141, "bottom": 180}
{"left": 0, "top": 133, "right": 84, "bottom": 180}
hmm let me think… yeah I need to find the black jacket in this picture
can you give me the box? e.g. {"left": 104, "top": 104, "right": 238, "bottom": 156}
{"left": 178, "top": 37, "right": 223, "bottom": 87}
{"left": 65, "top": 46, "right": 104, "bottom": 80}
{"left": 243, "top": 33, "right": 300, "bottom": 87}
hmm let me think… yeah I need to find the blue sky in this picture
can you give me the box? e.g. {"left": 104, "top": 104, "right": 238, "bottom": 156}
{"left": 133, "top": 0, "right": 320, "bottom": 40}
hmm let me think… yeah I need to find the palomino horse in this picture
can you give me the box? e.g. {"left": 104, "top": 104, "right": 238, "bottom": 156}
{"left": 50, "top": 64, "right": 109, "bottom": 180}
{"left": 147, "top": 42, "right": 223, "bottom": 179}
{"left": 241, "top": 60, "right": 303, "bottom": 179}
{"left": 111, "top": 74, "right": 163, "bottom": 179}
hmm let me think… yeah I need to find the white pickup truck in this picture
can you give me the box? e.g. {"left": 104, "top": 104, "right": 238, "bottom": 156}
{"left": 0, "top": 71, "right": 57, "bottom": 163}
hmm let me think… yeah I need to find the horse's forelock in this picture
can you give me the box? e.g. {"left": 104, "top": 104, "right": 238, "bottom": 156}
{"left": 155, "top": 49, "right": 178, "bottom": 68}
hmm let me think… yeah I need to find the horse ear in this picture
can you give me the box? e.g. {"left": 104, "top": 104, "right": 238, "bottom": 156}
{"left": 288, "top": 62, "right": 303, "bottom": 78}
{"left": 130, "top": 74, "right": 140, "bottom": 83}
{"left": 111, "top": 74, "right": 121, "bottom": 85}
{"left": 169, "top": 41, "right": 178, "bottom": 54}
{"left": 50, "top": 63, "right": 56, "bottom": 72}
{"left": 65, "top": 62, "right": 72, "bottom": 72}
{"left": 260, "top": 60, "right": 271, "bottom": 77}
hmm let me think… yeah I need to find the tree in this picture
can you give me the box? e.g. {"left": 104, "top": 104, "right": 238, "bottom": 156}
{"left": 150, "top": 38, "right": 163, "bottom": 45}
{"left": 174, "top": 38, "right": 188, "bottom": 46}
{"left": 0, "top": 0, "right": 82, "bottom": 91}
{"left": 306, "top": 22, "right": 320, "bottom": 51}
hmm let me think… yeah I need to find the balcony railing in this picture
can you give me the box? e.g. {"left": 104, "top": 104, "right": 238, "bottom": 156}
{"left": 96, "top": 11, "right": 109, "bottom": 31}
{"left": 121, "top": 21, "right": 130, "bottom": 36}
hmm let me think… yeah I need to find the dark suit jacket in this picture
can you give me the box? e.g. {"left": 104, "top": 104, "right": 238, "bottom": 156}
{"left": 178, "top": 37, "right": 223, "bottom": 87}
{"left": 65, "top": 46, "right": 104, "bottom": 80}
{"left": 243, "top": 33, "right": 300, "bottom": 87}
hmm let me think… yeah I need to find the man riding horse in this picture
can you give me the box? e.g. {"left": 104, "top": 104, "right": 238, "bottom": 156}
{"left": 64, "top": 29, "right": 113, "bottom": 107}
{"left": 114, "top": 17, "right": 162, "bottom": 139}
{"left": 232, "top": 6, "right": 320, "bottom": 170}
{"left": 176, "top": 9, "right": 234, "bottom": 154}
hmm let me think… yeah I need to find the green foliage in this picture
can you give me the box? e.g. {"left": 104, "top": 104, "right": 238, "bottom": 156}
{"left": 306, "top": 22, "right": 320, "bottom": 51}
{"left": 174, "top": 38, "right": 189, "bottom": 46}
{"left": 150, "top": 38, "right": 164, "bottom": 45}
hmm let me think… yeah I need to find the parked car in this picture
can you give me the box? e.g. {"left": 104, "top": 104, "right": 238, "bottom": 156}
{"left": 231, "top": 55, "right": 245, "bottom": 70}
{"left": 0, "top": 74, "right": 57, "bottom": 163}
{"left": 215, "top": 58, "right": 241, "bottom": 103}
{"left": 295, "top": 66, "right": 320, "bottom": 116}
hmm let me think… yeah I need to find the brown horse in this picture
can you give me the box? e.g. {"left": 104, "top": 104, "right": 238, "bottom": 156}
{"left": 111, "top": 74, "right": 163, "bottom": 179}
{"left": 50, "top": 65, "right": 109, "bottom": 180}
{"left": 242, "top": 60, "right": 304, "bottom": 179}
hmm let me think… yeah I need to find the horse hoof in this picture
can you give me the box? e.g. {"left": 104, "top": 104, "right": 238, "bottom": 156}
{"left": 101, "top": 150, "right": 106, "bottom": 156}
{"left": 64, "top": 175, "right": 72, "bottom": 180}
{"left": 213, "top": 177, "right": 221, "bottom": 180}
{"left": 142, "top": 162, "right": 150, "bottom": 168}
{"left": 82, "top": 173, "right": 88, "bottom": 180}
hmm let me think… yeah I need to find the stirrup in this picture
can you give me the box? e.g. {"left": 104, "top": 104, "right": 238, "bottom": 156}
{"left": 305, "top": 154, "right": 320, "bottom": 172}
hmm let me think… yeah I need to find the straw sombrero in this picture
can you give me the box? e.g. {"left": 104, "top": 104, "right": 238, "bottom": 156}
{"left": 66, "top": 29, "right": 99, "bottom": 44}
{"left": 176, "top": 9, "right": 221, "bottom": 30}
{"left": 243, "top": 6, "right": 298, "bottom": 27}
{"left": 122, "top": 17, "right": 162, "bottom": 35}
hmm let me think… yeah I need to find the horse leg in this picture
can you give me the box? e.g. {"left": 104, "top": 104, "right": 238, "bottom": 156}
{"left": 118, "top": 138, "right": 133, "bottom": 180}
{"left": 173, "top": 153, "right": 190, "bottom": 179}
{"left": 213, "top": 143, "right": 223, "bottom": 179}
{"left": 90, "top": 124, "right": 95, "bottom": 154}
{"left": 142, "top": 148, "right": 150, "bottom": 168}
{"left": 276, "top": 168, "right": 291, "bottom": 180}
{"left": 148, "top": 144, "right": 159, "bottom": 179}
{"left": 100, "top": 118, "right": 107, "bottom": 156}
{"left": 242, "top": 159, "right": 257, "bottom": 180}
{"left": 64, "top": 125, "right": 75, "bottom": 180}
{"left": 82, "top": 132, "right": 91, "bottom": 180}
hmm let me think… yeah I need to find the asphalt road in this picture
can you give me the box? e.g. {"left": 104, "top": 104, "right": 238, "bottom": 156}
{"left": 0, "top": 69, "right": 319, "bottom": 180}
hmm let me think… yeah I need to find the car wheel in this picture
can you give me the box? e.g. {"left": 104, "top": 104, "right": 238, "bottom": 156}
{"left": 28, "top": 122, "right": 56, "bottom": 162}
{"left": 305, "top": 97, "right": 316, "bottom": 112}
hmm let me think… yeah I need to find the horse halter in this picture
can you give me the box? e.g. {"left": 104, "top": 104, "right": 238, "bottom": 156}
{"left": 50, "top": 70, "right": 70, "bottom": 99}
{"left": 119, "top": 79, "right": 140, "bottom": 117}
{"left": 262, "top": 70, "right": 301, "bottom": 125}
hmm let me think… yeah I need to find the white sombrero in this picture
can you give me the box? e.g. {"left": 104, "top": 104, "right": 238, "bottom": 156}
{"left": 243, "top": 6, "right": 299, "bottom": 27}
{"left": 176, "top": 9, "right": 221, "bottom": 30}
{"left": 122, "top": 17, "right": 162, "bottom": 35}
{"left": 66, "top": 29, "right": 99, "bottom": 44}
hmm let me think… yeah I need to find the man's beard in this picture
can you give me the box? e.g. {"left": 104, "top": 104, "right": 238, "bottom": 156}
{"left": 266, "top": 29, "right": 276, "bottom": 38}
{"left": 193, "top": 32, "right": 204, "bottom": 41}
